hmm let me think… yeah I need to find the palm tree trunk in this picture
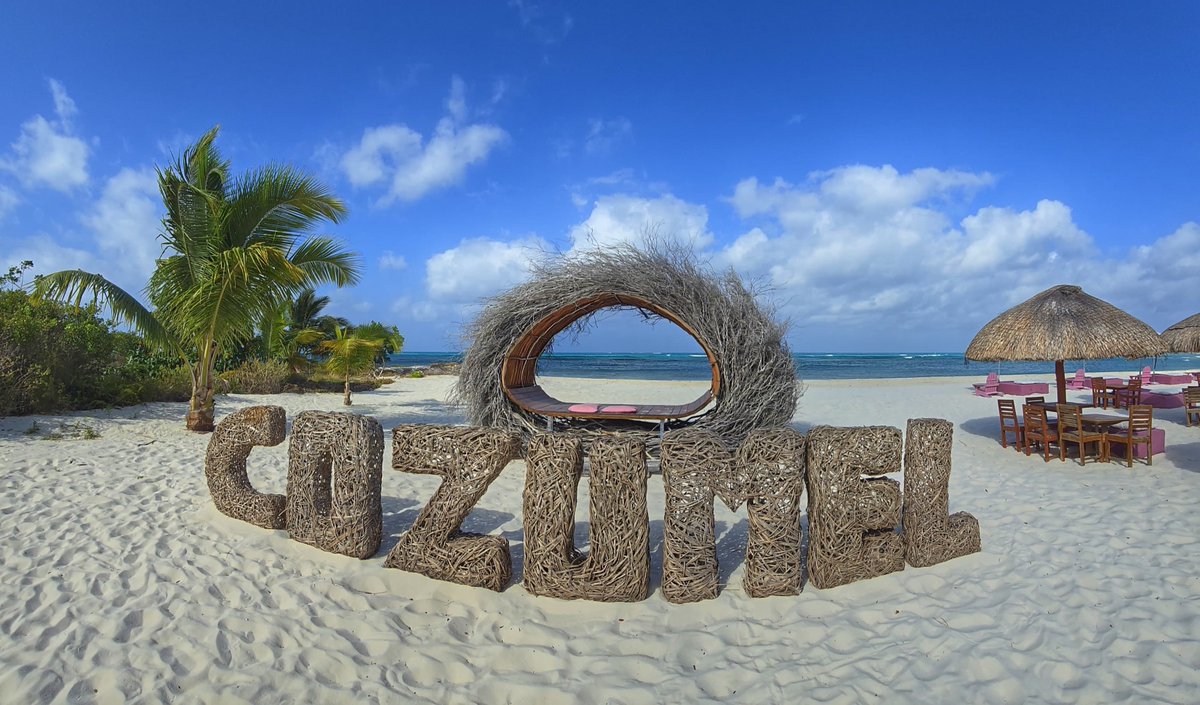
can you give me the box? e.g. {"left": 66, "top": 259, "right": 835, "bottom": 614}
{"left": 187, "top": 341, "right": 217, "bottom": 432}
{"left": 343, "top": 373, "right": 352, "bottom": 406}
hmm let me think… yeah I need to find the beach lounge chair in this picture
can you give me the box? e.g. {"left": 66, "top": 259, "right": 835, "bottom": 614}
{"left": 1057, "top": 404, "right": 1107, "bottom": 465}
{"left": 997, "top": 399, "right": 1024, "bottom": 450}
{"left": 1022, "top": 403, "right": 1058, "bottom": 462}
{"left": 1065, "top": 369, "right": 1089, "bottom": 390}
{"left": 1137, "top": 366, "right": 1153, "bottom": 385}
{"left": 1185, "top": 387, "right": 1200, "bottom": 427}
{"left": 973, "top": 372, "right": 1000, "bottom": 397}
{"left": 1104, "top": 405, "right": 1154, "bottom": 467}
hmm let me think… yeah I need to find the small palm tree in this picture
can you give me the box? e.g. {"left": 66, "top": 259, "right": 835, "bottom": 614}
{"left": 320, "top": 326, "right": 384, "bottom": 405}
{"left": 35, "top": 126, "right": 360, "bottom": 431}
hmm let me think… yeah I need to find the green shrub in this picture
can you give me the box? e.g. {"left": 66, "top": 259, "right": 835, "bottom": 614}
{"left": 408, "top": 370, "right": 425, "bottom": 378}
{"left": 227, "top": 358, "right": 290, "bottom": 394}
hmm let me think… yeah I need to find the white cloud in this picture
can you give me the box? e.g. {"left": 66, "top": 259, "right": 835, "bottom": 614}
{"left": 1, "top": 79, "right": 90, "bottom": 191}
{"left": 712, "top": 164, "right": 1200, "bottom": 348}
{"left": 1, "top": 168, "right": 159, "bottom": 294}
{"left": 48, "top": 79, "right": 78, "bottom": 127}
{"left": 585, "top": 117, "right": 632, "bottom": 155}
{"left": 341, "top": 77, "right": 508, "bottom": 205}
{"left": 567, "top": 193, "right": 713, "bottom": 252}
{"left": 0, "top": 185, "right": 18, "bottom": 221}
{"left": 379, "top": 251, "right": 408, "bottom": 270}
{"left": 79, "top": 167, "right": 162, "bottom": 286}
{"left": 425, "top": 235, "right": 548, "bottom": 303}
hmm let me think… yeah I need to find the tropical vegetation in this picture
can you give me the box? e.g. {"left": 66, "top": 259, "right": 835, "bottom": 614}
{"left": 34, "top": 126, "right": 361, "bottom": 431}
{"left": 320, "top": 326, "right": 386, "bottom": 405}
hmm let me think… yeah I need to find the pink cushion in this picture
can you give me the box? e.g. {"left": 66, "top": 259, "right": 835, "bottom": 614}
{"left": 599, "top": 405, "right": 638, "bottom": 414}
{"left": 567, "top": 404, "right": 599, "bottom": 413}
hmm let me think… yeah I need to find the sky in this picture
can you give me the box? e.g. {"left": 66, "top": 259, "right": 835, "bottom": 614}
{"left": 1, "top": 2, "right": 1198, "bottom": 353}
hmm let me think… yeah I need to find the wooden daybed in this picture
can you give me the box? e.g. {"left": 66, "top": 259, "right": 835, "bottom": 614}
{"left": 501, "top": 293, "right": 719, "bottom": 423}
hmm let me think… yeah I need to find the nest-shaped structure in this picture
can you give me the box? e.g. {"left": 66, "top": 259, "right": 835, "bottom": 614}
{"left": 453, "top": 244, "right": 800, "bottom": 445}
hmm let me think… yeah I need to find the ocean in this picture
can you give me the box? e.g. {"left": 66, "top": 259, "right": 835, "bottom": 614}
{"left": 387, "top": 352, "right": 1200, "bottom": 381}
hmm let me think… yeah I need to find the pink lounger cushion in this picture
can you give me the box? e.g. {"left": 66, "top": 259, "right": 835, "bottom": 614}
{"left": 599, "top": 405, "right": 638, "bottom": 414}
{"left": 567, "top": 404, "right": 599, "bottom": 413}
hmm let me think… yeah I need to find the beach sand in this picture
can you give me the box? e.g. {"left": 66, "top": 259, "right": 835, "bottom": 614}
{"left": 1, "top": 373, "right": 1198, "bottom": 703}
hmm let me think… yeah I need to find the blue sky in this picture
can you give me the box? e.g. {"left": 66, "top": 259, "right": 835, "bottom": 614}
{"left": 2, "top": 2, "right": 1198, "bottom": 353}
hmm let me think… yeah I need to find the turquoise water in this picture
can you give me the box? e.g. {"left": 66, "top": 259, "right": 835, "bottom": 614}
{"left": 388, "top": 352, "right": 1200, "bottom": 381}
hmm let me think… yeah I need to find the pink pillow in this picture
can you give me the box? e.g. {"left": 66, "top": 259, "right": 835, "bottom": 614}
{"left": 600, "top": 405, "right": 638, "bottom": 414}
{"left": 567, "top": 404, "right": 599, "bottom": 413}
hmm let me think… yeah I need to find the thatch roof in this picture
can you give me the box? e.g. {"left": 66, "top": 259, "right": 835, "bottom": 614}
{"left": 452, "top": 243, "right": 800, "bottom": 445}
{"left": 1161, "top": 313, "right": 1200, "bottom": 353}
{"left": 965, "top": 284, "right": 1166, "bottom": 362}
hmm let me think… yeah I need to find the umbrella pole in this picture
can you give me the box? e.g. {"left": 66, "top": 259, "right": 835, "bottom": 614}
{"left": 1056, "top": 359, "right": 1066, "bottom": 404}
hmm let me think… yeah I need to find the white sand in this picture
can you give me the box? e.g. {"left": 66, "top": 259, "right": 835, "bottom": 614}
{"left": 1, "top": 373, "right": 1199, "bottom": 704}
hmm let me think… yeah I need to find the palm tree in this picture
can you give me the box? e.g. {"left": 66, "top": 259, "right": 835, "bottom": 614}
{"left": 351, "top": 321, "right": 405, "bottom": 366}
{"left": 35, "top": 126, "right": 360, "bottom": 431}
{"left": 319, "top": 326, "right": 384, "bottom": 405}
{"left": 289, "top": 288, "right": 348, "bottom": 336}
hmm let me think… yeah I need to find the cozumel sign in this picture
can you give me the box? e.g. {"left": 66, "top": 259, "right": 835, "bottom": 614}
{"left": 206, "top": 407, "right": 979, "bottom": 604}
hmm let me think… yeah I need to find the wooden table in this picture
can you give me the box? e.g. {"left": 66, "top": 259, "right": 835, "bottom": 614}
{"left": 1079, "top": 413, "right": 1127, "bottom": 429}
{"left": 1030, "top": 402, "right": 1095, "bottom": 414}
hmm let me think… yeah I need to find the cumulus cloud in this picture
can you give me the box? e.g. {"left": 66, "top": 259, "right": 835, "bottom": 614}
{"left": 2, "top": 168, "right": 160, "bottom": 294}
{"left": 425, "top": 235, "right": 549, "bottom": 303}
{"left": 567, "top": 193, "right": 712, "bottom": 252}
{"left": 1, "top": 79, "right": 90, "bottom": 191}
{"left": 79, "top": 168, "right": 162, "bottom": 284}
{"left": 341, "top": 77, "right": 508, "bottom": 205}
{"left": 713, "top": 164, "right": 1200, "bottom": 348}
{"left": 379, "top": 251, "right": 408, "bottom": 270}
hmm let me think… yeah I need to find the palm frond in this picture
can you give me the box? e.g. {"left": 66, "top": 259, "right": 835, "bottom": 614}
{"left": 289, "top": 236, "right": 362, "bottom": 287}
{"left": 34, "top": 270, "right": 176, "bottom": 351}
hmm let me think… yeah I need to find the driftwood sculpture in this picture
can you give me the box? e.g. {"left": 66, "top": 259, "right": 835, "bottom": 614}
{"left": 205, "top": 405, "right": 288, "bottom": 529}
{"left": 286, "top": 411, "right": 384, "bottom": 559}
{"left": 454, "top": 243, "right": 800, "bottom": 446}
{"left": 523, "top": 433, "right": 650, "bottom": 601}
{"left": 903, "top": 418, "right": 981, "bottom": 566}
{"left": 383, "top": 425, "right": 521, "bottom": 591}
{"left": 660, "top": 428, "right": 806, "bottom": 603}
{"left": 805, "top": 426, "right": 906, "bottom": 589}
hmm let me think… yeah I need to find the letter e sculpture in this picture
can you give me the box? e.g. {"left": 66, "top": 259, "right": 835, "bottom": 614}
{"left": 806, "top": 426, "right": 905, "bottom": 589}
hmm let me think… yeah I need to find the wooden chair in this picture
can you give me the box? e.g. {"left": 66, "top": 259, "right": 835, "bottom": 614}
{"left": 1104, "top": 405, "right": 1153, "bottom": 468}
{"left": 997, "top": 399, "right": 1024, "bottom": 450}
{"left": 1114, "top": 378, "right": 1142, "bottom": 408}
{"left": 1022, "top": 403, "right": 1059, "bottom": 462}
{"left": 1184, "top": 387, "right": 1200, "bottom": 427}
{"left": 1057, "top": 404, "right": 1107, "bottom": 465}
{"left": 1089, "top": 378, "right": 1114, "bottom": 409}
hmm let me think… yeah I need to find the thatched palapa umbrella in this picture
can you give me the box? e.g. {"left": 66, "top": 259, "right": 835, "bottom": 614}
{"left": 1161, "top": 313, "right": 1200, "bottom": 353}
{"left": 965, "top": 285, "right": 1167, "bottom": 404}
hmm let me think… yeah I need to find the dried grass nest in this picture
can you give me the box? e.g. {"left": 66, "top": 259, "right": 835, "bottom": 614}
{"left": 452, "top": 243, "right": 801, "bottom": 446}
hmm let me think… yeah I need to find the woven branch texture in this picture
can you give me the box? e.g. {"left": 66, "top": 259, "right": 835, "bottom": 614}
{"left": 903, "top": 418, "right": 981, "bottom": 567}
{"left": 383, "top": 425, "right": 521, "bottom": 591}
{"left": 660, "top": 428, "right": 806, "bottom": 602}
{"left": 205, "top": 405, "right": 287, "bottom": 529}
{"left": 454, "top": 243, "right": 800, "bottom": 447}
{"left": 285, "top": 411, "right": 384, "bottom": 559}
{"left": 806, "top": 426, "right": 905, "bottom": 589}
{"left": 523, "top": 433, "right": 650, "bottom": 601}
